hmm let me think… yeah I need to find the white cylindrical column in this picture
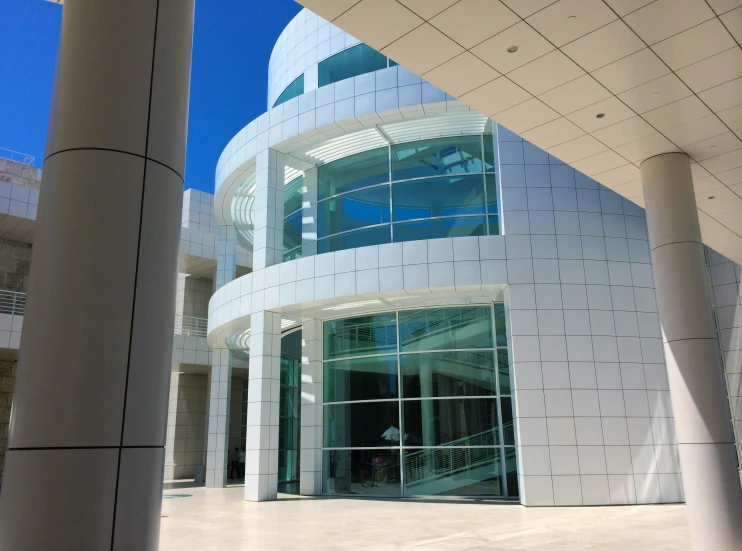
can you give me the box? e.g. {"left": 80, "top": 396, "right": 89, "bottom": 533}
{"left": 0, "top": 1, "right": 194, "bottom": 549}
{"left": 641, "top": 152, "right": 742, "bottom": 550}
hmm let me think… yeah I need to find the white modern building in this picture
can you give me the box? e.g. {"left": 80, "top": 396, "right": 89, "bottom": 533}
{"left": 1, "top": 1, "right": 741, "bottom": 550}
{"left": 201, "top": 6, "right": 742, "bottom": 513}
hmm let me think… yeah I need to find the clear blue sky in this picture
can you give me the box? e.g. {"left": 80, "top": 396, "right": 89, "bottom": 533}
{"left": 0, "top": 0, "right": 302, "bottom": 193}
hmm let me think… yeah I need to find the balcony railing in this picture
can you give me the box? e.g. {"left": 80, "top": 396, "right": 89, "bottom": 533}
{"left": 0, "top": 290, "right": 26, "bottom": 316}
{"left": 174, "top": 314, "right": 208, "bottom": 338}
{"left": 0, "top": 147, "right": 35, "bottom": 167}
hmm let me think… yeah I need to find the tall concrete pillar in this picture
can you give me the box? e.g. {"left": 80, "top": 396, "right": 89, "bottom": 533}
{"left": 300, "top": 320, "right": 323, "bottom": 495}
{"left": 245, "top": 310, "right": 282, "bottom": 501}
{"left": 253, "top": 149, "right": 285, "bottom": 270}
{"left": 302, "top": 167, "right": 318, "bottom": 257}
{"left": 641, "top": 152, "right": 742, "bottom": 550}
{"left": 205, "top": 349, "right": 232, "bottom": 488}
{"left": 0, "top": 0, "right": 194, "bottom": 549}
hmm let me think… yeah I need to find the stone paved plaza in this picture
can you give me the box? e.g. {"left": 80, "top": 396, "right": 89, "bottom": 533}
{"left": 160, "top": 488, "right": 690, "bottom": 550}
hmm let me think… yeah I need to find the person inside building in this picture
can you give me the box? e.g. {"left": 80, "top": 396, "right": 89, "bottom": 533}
{"left": 228, "top": 447, "right": 239, "bottom": 479}
{"left": 238, "top": 447, "right": 246, "bottom": 478}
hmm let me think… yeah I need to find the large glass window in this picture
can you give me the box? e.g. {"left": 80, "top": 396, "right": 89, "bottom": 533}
{"left": 322, "top": 305, "right": 516, "bottom": 498}
{"left": 392, "top": 175, "right": 485, "bottom": 221}
{"left": 274, "top": 74, "right": 304, "bottom": 108}
{"left": 317, "top": 147, "right": 389, "bottom": 200}
{"left": 279, "top": 329, "right": 302, "bottom": 495}
{"left": 391, "top": 135, "right": 485, "bottom": 180}
{"left": 317, "top": 185, "right": 390, "bottom": 236}
{"left": 314, "top": 134, "right": 500, "bottom": 255}
{"left": 318, "top": 44, "right": 397, "bottom": 87}
{"left": 283, "top": 175, "right": 303, "bottom": 262}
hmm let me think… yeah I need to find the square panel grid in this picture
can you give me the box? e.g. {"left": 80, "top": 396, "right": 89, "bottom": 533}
{"left": 299, "top": 0, "right": 742, "bottom": 265}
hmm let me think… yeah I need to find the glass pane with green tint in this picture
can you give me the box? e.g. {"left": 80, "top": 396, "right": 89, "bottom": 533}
{"left": 318, "top": 185, "right": 390, "bottom": 237}
{"left": 497, "top": 348, "right": 510, "bottom": 395}
{"left": 483, "top": 133, "right": 497, "bottom": 172}
{"left": 393, "top": 216, "right": 486, "bottom": 243}
{"left": 504, "top": 446, "right": 518, "bottom": 497}
{"left": 487, "top": 215, "right": 500, "bottom": 236}
{"left": 318, "top": 44, "right": 389, "bottom": 87}
{"left": 400, "top": 351, "right": 496, "bottom": 399}
{"left": 273, "top": 74, "right": 304, "bottom": 107}
{"left": 323, "top": 449, "right": 401, "bottom": 496}
{"left": 324, "top": 354, "right": 399, "bottom": 403}
{"left": 398, "top": 306, "right": 493, "bottom": 352}
{"left": 284, "top": 175, "right": 304, "bottom": 216}
{"left": 500, "top": 397, "right": 515, "bottom": 446}
{"left": 402, "top": 398, "right": 500, "bottom": 447}
{"left": 391, "top": 135, "right": 484, "bottom": 181}
{"left": 317, "top": 224, "right": 391, "bottom": 254}
{"left": 283, "top": 247, "right": 302, "bottom": 262}
{"left": 324, "top": 312, "right": 398, "bottom": 360}
{"left": 324, "top": 402, "right": 400, "bottom": 448}
{"left": 402, "top": 448, "right": 503, "bottom": 496}
{"left": 392, "top": 175, "right": 485, "bottom": 222}
{"left": 485, "top": 174, "right": 498, "bottom": 214}
{"left": 494, "top": 303, "right": 507, "bottom": 347}
{"left": 283, "top": 210, "right": 302, "bottom": 252}
{"left": 317, "top": 147, "right": 389, "bottom": 200}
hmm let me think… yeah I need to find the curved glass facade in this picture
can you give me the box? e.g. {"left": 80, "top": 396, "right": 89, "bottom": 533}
{"left": 316, "top": 134, "right": 499, "bottom": 255}
{"left": 283, "top": 175, "right": 303, "bottom": 262}
{"left": 318, "top": 43, "right": 397, "bottom": 88}
{"left": 273, "top": 74, "right": 304, "bottom": 108}
{"left": 322, "top": 305, "right": 517, "bottom": 498}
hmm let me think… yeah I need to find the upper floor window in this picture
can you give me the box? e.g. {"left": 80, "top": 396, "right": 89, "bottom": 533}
{"left": 315, "top": 134, "right": 499, "bottom": 255}
{"left": 274, "top": 74, "right": 304, "bottom": 108}
{"left": 318, "top": 44, "right": 397, "bottom": 88}
{"left": 283, "top": 175, "right": 303, "bottom": 262}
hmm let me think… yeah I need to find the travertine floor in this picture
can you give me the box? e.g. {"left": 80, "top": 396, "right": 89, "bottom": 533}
{"left": 160, "top": 487, "right": 690, "bottom": 550}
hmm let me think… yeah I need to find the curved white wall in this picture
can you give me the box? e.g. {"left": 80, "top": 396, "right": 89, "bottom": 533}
{"left": 214, "top": 64, "right": 460, "bottom": 225}
{"left": 267, "top": 9, "right": 363, "bottom": 109}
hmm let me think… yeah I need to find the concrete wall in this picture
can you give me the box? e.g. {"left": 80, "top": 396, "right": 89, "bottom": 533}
{"left": 706, "top": 247, "right": 742, "bottom": 469}
{"left": 175, "top": 275, "right": 213, "bottom": 319}
{"left": 165, "top": 373, "right": 208, "bottom": 480}
{"left": 0, "top": 158, "right": 42, "bottom": 191}
{"left": 0, "top": 239, "right": 32, "bottom": 293}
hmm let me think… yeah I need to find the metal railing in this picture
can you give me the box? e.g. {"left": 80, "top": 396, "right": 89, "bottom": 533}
{"left": 0, "top": 147, "right": 35, "bottom": 167}
{"left": 174, "top": 314, "right": 208, "bottom": 338}
{"left": 0, "top": 290, "right": 26, "bottom": 316}
{"left": 403, "top": 424, "right": 513, "bottom": 488}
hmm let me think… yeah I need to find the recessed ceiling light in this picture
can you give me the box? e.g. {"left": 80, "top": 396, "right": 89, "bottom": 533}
{"left": 596, "top": 113, "right": 605, "bottom": 118}
{"left": 651, "top": 93, "right": 659, "bottom": 97}
{"left": 507, "top": 45, "right": 518, "bottom": 53}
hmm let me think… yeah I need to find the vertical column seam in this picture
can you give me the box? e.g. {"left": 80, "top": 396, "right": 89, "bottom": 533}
{"left": 110, "top": 1, "right": 161, "bottom": 548}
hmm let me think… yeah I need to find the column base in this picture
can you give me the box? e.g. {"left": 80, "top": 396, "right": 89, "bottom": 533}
{"left": 679, "top": 442, "right": 742, "bottom": 550}
{"left": 245, "top": 474, "right": 278, "bottom": 501}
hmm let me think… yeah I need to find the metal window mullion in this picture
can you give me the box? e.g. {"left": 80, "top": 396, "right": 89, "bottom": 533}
{"left": 388, "top": 144, "right": 394, "bottom": 243}
{"left": 481, "top": 134, "right": 490, "bottom": 237}
{"left": 396, "top": 309, "right": 405, "bottom": 495}
{"left": 492, "top": 301, "right": 508, "bottom": 498}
